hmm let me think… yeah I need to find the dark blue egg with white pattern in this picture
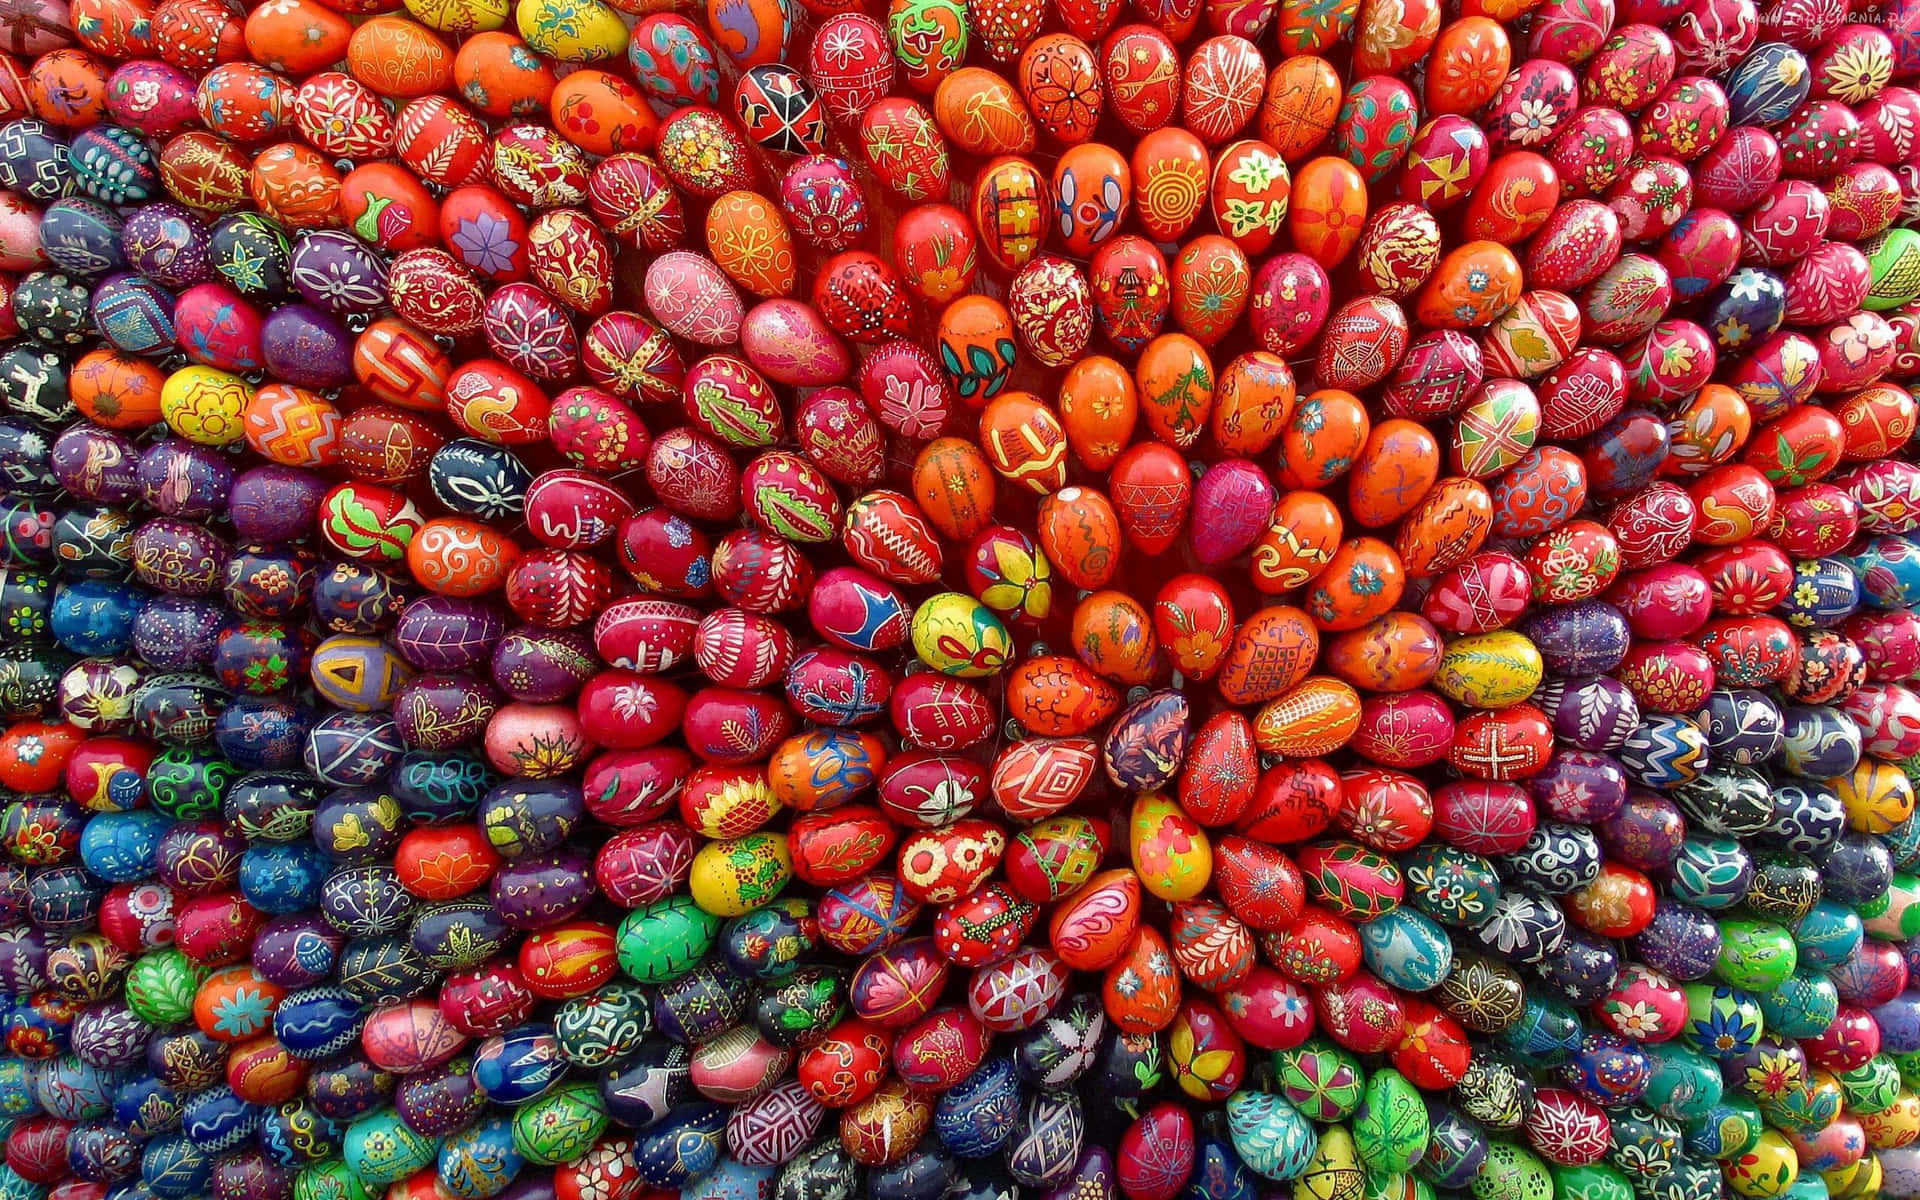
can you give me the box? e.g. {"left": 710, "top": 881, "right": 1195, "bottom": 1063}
{"left": 1725, "top": 42, "right": 1813, "bottom": 127}
{"left": 141, "top": 1133, "right": 211, "bottom": 1199}
{"left": 1418, "top": 1100, "right": 1487, "bottom": 1187}
{"left": 41, "top": 198, "right": 126, "bottom": 278}
{"left": 78, "top": 809, "right": 170, "bottom": 883}
{"left": 429, "top": 440, "right": 534, "bottom": 523}
{"left": 1766, "top": 781, "right": 1847, "bottom": 855}
{"left": 320, "top": 864, "right": 414, "bottom": 937}
{"left": 1533, "top": 926, "right": 1621, "bottom": 1007}
{"left": 472, "top": 1026, "right": 566, "bottom": 1105}
{"left": 935, "top": 1055, "right": 1020, "bottom": 1158}
{"left": 1817, "top": 832, "right": 1893, "bottom": 907}
{"left": 1521, "top": 601, "right": 1631, "bottom": 676}
{"left": 636, "top": 1102, "right": 727, "bottom": 1188}
{"left": 89, "top": 273, "right": 177, "bottom": 356}
{"left": 1776, "top": 558, "right": 1861, "bottom": 628}
{"left": 238, "top": 842, "right": 325, "bottom": 914}
{"left": 1559, "top": 1032, "right": 1651, "bottom": 1107}
{"left": 1777, "top": 706, "right": 1861, "bottom": 779}
{"left": 0, "top": 119, "right": 72, "bottom": 202}
{"left": 1699, "top": 689, "right": 1783, "bottom": 765}
{"left": 1617, "top": 714, "right": 1709, "bottom": 787}
{"left": 272, "top": 986, "right": 365, "bottom": 1060}
{"left": 1701, "top": 267, "right": 1786, "bottom": 353}
{"left": 181, "top": 1085, "right": 261, "bottom": 1153}
{"left": 1497, "top": 822, "right": 1603, "bottom": 895}
{"left": 1629, "top": 900, "right": 1722, "bottom": 980}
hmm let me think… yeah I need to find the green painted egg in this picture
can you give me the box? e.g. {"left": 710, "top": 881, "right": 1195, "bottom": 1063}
{"left": 125, "top": 950, "right": 206, "bottom": 1026}
{"left": 1835, "top": 1056, "right": 1902, "bottom": 1115}
{"left": 1549, "top": 1163, "right": 1634, "bottom": 1200}
{"left": 1272, "top": 1040, "right": 1366, "bottom": 1123}
{"left": 909, "top": 591, "right": 1012, "bottom": 677}
{"left": 1712, "top": 918, "right": 1797, "bottom": 992}
{"left": 1863, "top": 227, "right": 1920, "bottom": 311}
{"left": 616, "top": 896, "right": 720, "bottom": 984}
{"left": 510, "top": 1082, "right": 608, "bottom": 1166}
{"left": 1352, "top": 1067, "right": 1427, "bottom": 1176}
{"left": 1641, "top": 1040, "right": 1723, "bottom": 1123}
{"left": 1294, "top": 1124, "right": 1365, "bottom": 1200}
{"left": 1360, "top": 1173, "right": 1432, "bottom": 1200}
{"left": 1861, "top": 872, "right": 1920, "bottom": 940}
{"left": 343, "top": 1107, "right": 439, "bottom": 1185}
{"left": 688, "top": 831, "right": 793, "bottom": 917}
{"left": 514, "top": 0, "right": 629, "bottom": 61}
{"left": 1225, "top": 1089, "right": 1318, "bottom": 1182}
{"left": 293, "top": 1161, "right": 374, "bottom": 1200}
{"left": 1468, "top": 1141, "right": 1553, "bottom": 1200}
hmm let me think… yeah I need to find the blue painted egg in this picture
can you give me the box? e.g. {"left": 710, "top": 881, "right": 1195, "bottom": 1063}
{"left": 181, "top": 1085, "right": 260, "bottom": 1153}
{"left": 272, "top": 987, "right": 365, "bottom": 1060}
{"left": 1777, "top": 558, "right": 1861, "bottom": 628}
{"left": 685, "top": 1156, "right": 780, "bottom": 1200}
{"left": 1701, "top": 267, "right": 1786, "bottom": 353}
{"left": 1494, "top": 994, "right": 1584, "bottom": 1062}
{"left": 1792, "top": 900, "right": 1863, "bottom": 970}
{"left": 1699, "top": 689, "right": 1784, "bottom": 765}
{"left": 237, "top": 842, "right": 326, "bottom": 914}
{"left": 1777, "top": 708, "right": 1861, "bottom": 780}
{"left": 1519, "top": 600, "right": 1631, "bottom": 675}
{"left": 1725, "top": 42, "right": 1813, "bottom": 126}
{"left": 78, "top": 809, "right": 170, "bottom": 882}
{"left": 437, "top": 1113, "right": 522, "bottom": 1200}
{"left": 935, "top": 1055, "right": 1020, "bottom": 1158}
{"left": 140, "top": 1133, "right": 211, "bottom": 1199}
{"left": 1850, "top": 534, "right": 1920, "bottom": 608}
{"left": 1617, "top": 714, "right": 1709, "bottom": 787}
{"left": 113, "top": 1075, "right": 182, "bottom": 1138}
{"left": 472, "top": 1026, "right": 567, "bottom": 1105}
{"left": 1558, "top": 1032, "right": 1651, "bottom": 1106}
{"left": 1358, "top": 907, "right": 1452, "bottom": 992}
{"left": 635, "top": 1102, "right": 727, "bottom": 1188}
{"left": 41, "top": 198, "right": 128, "bottom": 278}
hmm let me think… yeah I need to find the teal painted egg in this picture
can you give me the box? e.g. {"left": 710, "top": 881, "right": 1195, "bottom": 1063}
{"left": 1641, "top": 1040, "right": 1723, "bottom": 1123}
{"left": 1792, "top": 900, "right": 1862, "bottom": 971}
{"left": 1358, "top": 907, "right": 1451, "bottom": 992}
{"left": 342, "top": 1107, "right": 438, "bottom": 1186}
{"left": 615, "top": 896, "right": 720, "bottom": 984}
{"left": 1225, "top": 1089, "right": 1317, "bottom": 1181}
{"left": 1756, "top": 968, "right": 1837, "bottom": 1039}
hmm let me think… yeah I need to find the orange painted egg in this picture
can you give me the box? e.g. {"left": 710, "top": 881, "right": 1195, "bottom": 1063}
{"left": 1250, "top": 493, "right": 1342, "bottom": 595}
{"left": 1346, "top": 419, "right": 1440, "bottom": 528}
{"left": 1135, "top": 333, "right": 1214, "bottom": 448}
{"left": 1308, "top": 537, "right": 1405, "bottom": 631}
{"left": 1007, "top": 254, "right": 1093, "bottom": 366}
{"left": 1259, "top": 56, "right": 1341, "bottom": 162}
{"left": 1314, "top": 298, "right": 1407, "bottom": 392}
{"left": 1425, "top": 17, "right": 1510, "bottom": 115}
{"left": 1481, "top": 291, "right": 1581, "bottom": 379}
{"left": 1171, "top": 235, "right": 1251, "bottom": 346}
{"left": 978, "top": 391, "right": 1068, "bottom": 493}
{"left": 1213, "top": 605, "right": 1319, "bottom": 705}
{"left": 1834, "top": 382, "right": 1918, "bottom": 461}
{"left": 1211, "top": 351, "right": 1296, "bottom": 455}
{"left": 1059, "top": 355, "right": 1138, "bottom": 471}
{"left": 408, "top": 517, "right": 520, "bottom": 596}
{"left": 1049, "top": 868, "right": 1141, "bottom": 970}
{"left": 348, "top": 16, "right": 455, "bottom": 98}
{"left": 1089, "top": 235, "right": 1170, "bottom": 352}
{"left": 1415, "top": 240, "right": 1522, "bottom": 328}
{"left": 934, "top": 68, "right": 1036, "bottom": 156}
{"left": 1182, "top": 34, "right": 1264, "bottom": 144}
{"left": 1354, "top": 202, "right": 1441, "bottom": 299}
{"left": 935, "top": 295, "right": 1016, "bottom": 404}
{"left": 454, "top": 32, "right": 557, "bottom": 118}
{"left": 1051, "top": 141, "right": 1130, "bottom": 256}
{"left": 1103, "top": 926, "right": 1182, "bottom": 1032}
{"left": 1071, "top": 590, "right": 1159, "bottom": 685}
{"left": 1154, "top": 574, "right": 1236, "bottom": 681}
{"left": 1663, "top": 383, "right": 1751, "bottom": 476}
{"left": 1325, "top": 612, "right": 1443, "bottom": 691}
{"left": 912, "top": 437, "right": 997, "bottom": 542}
{"left": 706, "top": 190, "right": 797, "bottom": 298}
{"left": 1289, "top": 155, "right": 1367, "bottom": 267}
{"left": 860, "top": 97, "right": 951, "bottom": 202}
{"left": 1037, "top": 487, "right": 1122, "bottom": 589}
{"left": 1109, "top": 442, "right": 1192, "bottom": 556}
{"left": 992, "top": 736, "right": 1099, "bottom": 818}
{"left": 1100, "top": 24, "right": 1181, "bottom": 134}
{"left": 1254, "top": 676, "right": 1363, "bottom": 756}
{"left": 1132, "top": 127, "right": 1210, "bottom": 242}
{"left": 1395, "top": 477, "right": 1495, "bottom": 577}
{"left": 893, "top": 203, "right": 980, "bottom": 306}
{"left": 1020, "top": 33, "right": 1103, "bottom": 143}
{"left": 550, "top": 71, "right": 656, "bottom": 157}
{"left": 250, "top": 143, "right": 342, "bottom": 229}
{"left": 1354, "top": 0, "right": 1439, "bottom": 74}
{"left": 1213, "top": 139, "right": 1290, "bottom": 251}
{"left": 971, "top": 155, "right": 1049, "bottom": 273}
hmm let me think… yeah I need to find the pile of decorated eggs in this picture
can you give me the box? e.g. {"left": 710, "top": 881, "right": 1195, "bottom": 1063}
{"left": 4, "top": 0, "right": 1920, "bottom": 1197}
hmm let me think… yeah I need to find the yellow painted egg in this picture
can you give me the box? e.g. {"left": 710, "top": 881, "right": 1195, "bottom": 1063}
{"left": 910, "top": 591, "right": 1013, "bottom": 677}
{"left": 1130, "top": 792, "right": 1212, "bottom": 902}
{"left": 1725, "top": 1130, "right": 1799, "bottom": 1198}
{"left": 1833, "top": 761, "right": 1917, "bottom": 835}
{"left": 161, "top": 366, "right": 253, "bottom": 446}
{"left": 689, "top": 831, "right": 793, "bottom": 917}
{"left": 1434, "top": 631, "right": 1543, "bottom": 708}
{"left": 514, "top": 0, "right": 627, "bottom": 61}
